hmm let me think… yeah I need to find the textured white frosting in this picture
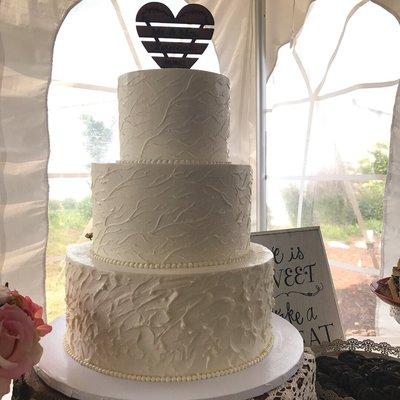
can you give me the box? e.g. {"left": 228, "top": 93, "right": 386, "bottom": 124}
{"left": 65, "top": 69, "right": 277, "bottom": 382}
{"left": 91, "top": 162, "right": 251, "bottom": 266}
{"left": 65, "top": 242, "right": 274, "bottom": 380}
{"left": 118, "top": 69, "right": 229, "bottom": 163}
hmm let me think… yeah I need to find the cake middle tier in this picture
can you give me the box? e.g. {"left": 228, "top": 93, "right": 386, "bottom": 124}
{"left": 92, "top": 163, "right": 251, "bottom": 267}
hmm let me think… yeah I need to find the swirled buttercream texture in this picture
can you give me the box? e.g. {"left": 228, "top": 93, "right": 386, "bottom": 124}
{"left": 65, "top": 243, "right": 274, "bottom": 379}
{"left": 65, "top": 69, "right": 276, "bottom": 381}
{"left": 92, "top": 163, "right": 251, "bottom": 266}
{"left": 118, "top": 69, "right": 229, "bottom": 163}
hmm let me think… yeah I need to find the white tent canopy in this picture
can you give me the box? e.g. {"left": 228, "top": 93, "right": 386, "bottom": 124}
{"left": 0, "top": 1, "right": 399, "bottom": 339}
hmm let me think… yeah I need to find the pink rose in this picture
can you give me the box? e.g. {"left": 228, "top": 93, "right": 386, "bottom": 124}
{"left": 0, "top": 304, "right": 43, "bottom": 396}
{"left": 10, "top": 291, "right": 52, "bottom": 337}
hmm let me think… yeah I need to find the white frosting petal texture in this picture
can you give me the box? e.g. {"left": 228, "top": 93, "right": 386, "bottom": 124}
{"left": 92, "top": 163, "right": 251, "bottom": 265}
{"left": 65, "top": 243, "right": 274, "bottom": 379}
{"left": 118, "top": 69, "right": 229, "bottom": 163}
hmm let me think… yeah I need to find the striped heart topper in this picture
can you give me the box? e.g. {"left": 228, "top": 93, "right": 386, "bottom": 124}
{"left": 136, "top": 2, "right": 214, "bottom": 69}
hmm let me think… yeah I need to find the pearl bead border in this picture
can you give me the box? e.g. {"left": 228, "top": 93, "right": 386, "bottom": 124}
{"left": 92, "top": 251, "right": 251, "bottom": 270}
{"left": 117, "top": 159, "right": 230, "bottom": 165}
{"left": 64, "top": 335, "right": 274, "bottom": 382}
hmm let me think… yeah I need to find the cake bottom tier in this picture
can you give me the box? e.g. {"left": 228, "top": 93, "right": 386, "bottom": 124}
{"left": 65, "top": 242, "right": 274, "bottom": 381}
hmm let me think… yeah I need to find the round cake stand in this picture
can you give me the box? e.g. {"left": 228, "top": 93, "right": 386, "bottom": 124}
{"left": 35, "top": 314, "right": 303, "bottom": 400}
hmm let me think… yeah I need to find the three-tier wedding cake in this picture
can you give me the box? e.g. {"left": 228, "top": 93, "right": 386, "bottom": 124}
{"left": 64, "top": 68, "right": 275, "bottom": 382}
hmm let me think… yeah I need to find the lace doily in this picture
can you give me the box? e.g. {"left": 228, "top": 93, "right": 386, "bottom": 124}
{"left": 249, "top": 348, "right": 317, "bottom": 400}
{"left": 313, "top": 337, "right": 400, "bottom": 359}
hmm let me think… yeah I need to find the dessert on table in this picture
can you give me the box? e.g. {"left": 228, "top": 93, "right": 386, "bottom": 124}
{"left": 387, "top": 260, "right": 400, "bottom": 302}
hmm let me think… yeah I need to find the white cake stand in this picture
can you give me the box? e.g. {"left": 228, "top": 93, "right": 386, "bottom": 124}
{"left": 35, "top": 314, "right": 303, "bottom": 400}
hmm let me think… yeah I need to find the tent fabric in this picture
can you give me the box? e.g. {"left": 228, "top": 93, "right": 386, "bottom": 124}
{"left": 378, "top": 83, "right": 400, "bottom": 338}
{"left": 372, "top": 0, "right": 400, "bottom": 21}
{"left": 376, "top": 0, "right": 400, "bottom": 276}
{"left": 265, "top": 0, "right": 316, "bottom": 78}
{"left": 0, "top": 0, "right": 399, "bottom": 324}
{"left": 373, "top": 0, "right": 400, "bottom": 337}
{"left": 0, "top": 0, "right": 76, "bottom": 308}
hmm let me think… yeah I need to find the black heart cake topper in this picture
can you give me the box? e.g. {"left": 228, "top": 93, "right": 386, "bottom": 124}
{"left": 136, "top": 2, "right": 214, "bottom": 69}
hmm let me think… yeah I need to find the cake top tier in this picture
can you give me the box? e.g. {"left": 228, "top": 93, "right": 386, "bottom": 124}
{"left": 118, "top": 69, "right": 230, "bottom": 164}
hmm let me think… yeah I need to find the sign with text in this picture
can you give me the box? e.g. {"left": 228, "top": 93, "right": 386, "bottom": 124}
{"left": 251, "top": 227, "right": 344, "bottom": 347}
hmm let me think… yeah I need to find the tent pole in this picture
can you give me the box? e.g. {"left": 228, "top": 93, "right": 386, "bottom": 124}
{"left": 255, "top": 0, "right": 267, "bottom": 231}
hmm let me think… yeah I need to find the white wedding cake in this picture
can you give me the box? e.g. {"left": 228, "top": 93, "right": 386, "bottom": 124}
{"left": 64, "top": 69, "right": 275, "bottom": 382}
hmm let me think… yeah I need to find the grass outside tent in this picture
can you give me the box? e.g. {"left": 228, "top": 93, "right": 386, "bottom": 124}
{"left": 46, "top": 200, "right": 90, "bottom": 322}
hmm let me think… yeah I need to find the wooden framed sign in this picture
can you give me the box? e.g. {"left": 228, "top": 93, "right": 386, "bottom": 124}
{"left": 251, "top": 226, "right": 344, "bottom": 346}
